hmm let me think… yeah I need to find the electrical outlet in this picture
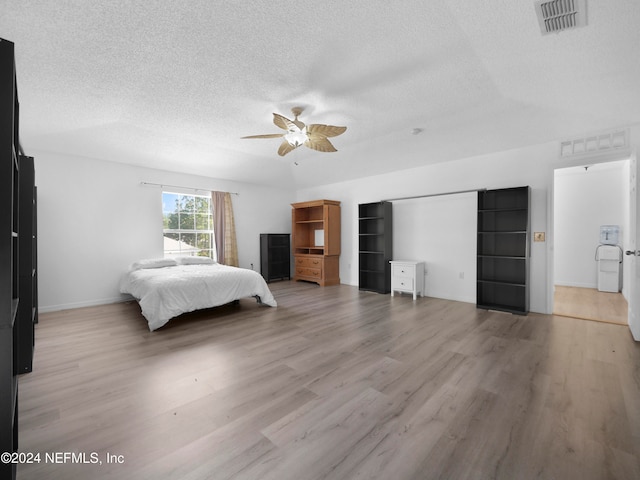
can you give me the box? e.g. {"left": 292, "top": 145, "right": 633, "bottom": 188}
{"left": 459, "top": 272, "right": 464, "bottom": 279}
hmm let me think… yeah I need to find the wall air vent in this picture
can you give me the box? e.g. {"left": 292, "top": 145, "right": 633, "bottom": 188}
{"left": 535, "top": 0, "right": 587, "bottom": 35}
{"left": 560, "top": 129, "right": 629, "bottom": 158}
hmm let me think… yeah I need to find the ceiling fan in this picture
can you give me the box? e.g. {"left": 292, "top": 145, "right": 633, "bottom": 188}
{"left": 242, "top": 107, "right": 347, "bottom": 156}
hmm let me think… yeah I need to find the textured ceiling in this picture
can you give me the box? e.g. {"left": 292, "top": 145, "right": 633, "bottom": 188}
{"left": 2, "top": 0, "right": 640, "bottom": 189}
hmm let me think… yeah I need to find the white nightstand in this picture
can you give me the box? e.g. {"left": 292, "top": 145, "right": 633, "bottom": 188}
{"left": 390, "top": 260, "right": 425, "bottom": 300}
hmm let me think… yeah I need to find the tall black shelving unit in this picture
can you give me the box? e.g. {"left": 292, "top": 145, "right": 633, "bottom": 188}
{"left": 260, "top": 234, "right": 290, "bottom": 282}
{"left": 17, "top": 155, "right": 36, "bottom": 373}
{"left": 1, "top": 37, "right": 20, "bottom": 480}
{"left": 1, "top": 39, "right": 35, "bottom": 480}
{"left": 477, "top": 186, "right": 530, "bottom": 314}
{"left": 358, "top": 201, "right": 392, "bottom": 294}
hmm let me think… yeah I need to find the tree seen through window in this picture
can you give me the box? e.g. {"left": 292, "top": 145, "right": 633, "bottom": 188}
{"left": 162, "top": 192, "right": 216, "bottom": 259}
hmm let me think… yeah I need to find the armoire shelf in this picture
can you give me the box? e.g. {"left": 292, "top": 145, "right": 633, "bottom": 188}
{"left": 477, "top": 186, "right": 530, "bottom": 314}
{"left": 358, "top": 201, "right": 392, "bottom": 294}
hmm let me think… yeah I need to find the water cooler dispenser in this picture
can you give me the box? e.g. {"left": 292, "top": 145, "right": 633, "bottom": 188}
{"left": 595, "top": 225, "right": 622, "bottom": 293}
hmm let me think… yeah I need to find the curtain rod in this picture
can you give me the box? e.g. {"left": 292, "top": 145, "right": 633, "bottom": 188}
{"left": 382, "top": 188, "right": 486, "bottom": 202}
{"left": 140, "top": 182, "right": 239, "bottom": 195}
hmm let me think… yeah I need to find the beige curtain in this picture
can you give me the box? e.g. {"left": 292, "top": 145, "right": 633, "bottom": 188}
{"left": 211, "top": 191, "right": 239, "bottom": 266}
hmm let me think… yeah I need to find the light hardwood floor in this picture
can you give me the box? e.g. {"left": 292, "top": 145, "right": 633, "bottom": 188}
{"left": 554, "top": 285, "right": 628, "bottom": 325}
{"left": 17, "top": 282, "right": 640, "bottom": 479}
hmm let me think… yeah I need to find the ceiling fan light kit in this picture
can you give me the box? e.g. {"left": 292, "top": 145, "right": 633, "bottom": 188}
{"left": 242, "top": 107, "right": 347, "bottom": 156}
{"left": 284, "top": 128, "right": 308, "bottom": 147}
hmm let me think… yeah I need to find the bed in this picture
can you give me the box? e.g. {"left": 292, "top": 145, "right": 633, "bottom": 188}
{"left": 120, "top": 257, "right": 277, "bottom": 331}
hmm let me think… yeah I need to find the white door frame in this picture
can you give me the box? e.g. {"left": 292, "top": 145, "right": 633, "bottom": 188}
{"left": 627, "top": 151, "right": 640, "bottom": 340}
{"left": 547, "top": 150, "right": 634, "bottom": 325}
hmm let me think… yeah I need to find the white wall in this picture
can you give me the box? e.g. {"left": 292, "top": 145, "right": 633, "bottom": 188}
{"left": 298, "top": 124, "right": 640, "bottom": 316}
{"left": 35, "top": 151, "right": 294, "bottom": 312}
{"left": 32, "top": 123, "right": 640, "bottom": 320}
{"left": 392, "top": 193, "right": 477, "bottom": 303}
{"left": 554, "top": 160, "right": 629, "bottom": 291}
{"left": 297, "top": 141, "right": 554, "bottom": 313}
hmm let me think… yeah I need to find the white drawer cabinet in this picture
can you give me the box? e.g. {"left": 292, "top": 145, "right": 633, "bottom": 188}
{"left": 390, "top": 261, "right": 425, "bottom": 300}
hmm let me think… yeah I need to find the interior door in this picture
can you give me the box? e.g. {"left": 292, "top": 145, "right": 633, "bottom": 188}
{"left": 627, "top": 154, "right": 640, "bottom": 340}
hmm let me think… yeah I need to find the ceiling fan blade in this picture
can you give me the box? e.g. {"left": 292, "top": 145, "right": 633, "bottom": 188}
{"left": 273, "top": 113, "right": 297, "bottom": 131}
{"left": 305, "top": 135, "right": 337, "bottom": 153}
{"left": 241, "top": 133, "right": 285, "bottom": 139}
{"left": 278, "top": 139, "right": 298, "bottom": 156}
{"left": 307, "top": 124, "right": 347, "bottom": 138}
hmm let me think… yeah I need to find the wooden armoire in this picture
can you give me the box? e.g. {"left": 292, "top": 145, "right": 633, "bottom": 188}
{"left": 291, "top": 200, "right": 340, "bottom": 286}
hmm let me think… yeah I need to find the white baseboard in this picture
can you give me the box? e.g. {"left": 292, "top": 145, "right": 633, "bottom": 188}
{"left": 554, "top": 281, "right": 598, "bottom": 289}
{"left": 429, "top": 291, "right": 476, "bottom": 304}
{"left": 629, "top": 311, "right": 640, "bottom": 341}
{"left": 39, "top": 295, "right": 133, "bottom": 313}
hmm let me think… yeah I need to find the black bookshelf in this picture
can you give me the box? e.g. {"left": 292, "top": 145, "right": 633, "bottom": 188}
{"left": 477, "top": 186, "right": 530, "bottom": 314}
{"left": 1, "top": 37, "right": 19, "bottom": 480}
{"left": 17, "top": 155, "right": 36, "bottom": 373}
{"left": 358, "top": 201, "right": 392, "bottom": 294}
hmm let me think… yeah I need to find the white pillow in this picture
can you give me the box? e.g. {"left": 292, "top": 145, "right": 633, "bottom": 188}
{"left": 175, "top": 256, "right": 216, "bottom": 265}
{"left": 130, "top": 258, "right": 178, "bottom": 270}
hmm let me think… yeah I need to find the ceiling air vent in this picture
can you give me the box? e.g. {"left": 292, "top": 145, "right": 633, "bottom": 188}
{"left": 560, "top": 129, "right": 629, "bottom": 158}
{"left": 535, "top": 0, "right": 587, "bottom": 35}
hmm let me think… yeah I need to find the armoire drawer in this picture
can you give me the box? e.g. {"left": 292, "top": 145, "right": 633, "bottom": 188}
{"left": 292, "top": 254, "right": 339, "bottom": 286}
{"left": 295, "top": 256, "right": 323, "bottom": 268}
{"left": 295, "top": 267, "right": 322, "bottom": 279}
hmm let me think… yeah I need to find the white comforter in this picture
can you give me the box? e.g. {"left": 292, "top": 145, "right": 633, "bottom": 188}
{"left": 120, "top": 264, "right": 277, "bottom": 331}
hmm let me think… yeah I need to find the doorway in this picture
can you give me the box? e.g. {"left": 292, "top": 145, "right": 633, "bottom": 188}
{"left": 553, "top": 159, "right": 630, "bottom": 325}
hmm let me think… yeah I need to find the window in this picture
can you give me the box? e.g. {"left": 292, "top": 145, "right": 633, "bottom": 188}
{"left": 162, "top": 192, "right": 216, "bottom": 260}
